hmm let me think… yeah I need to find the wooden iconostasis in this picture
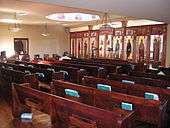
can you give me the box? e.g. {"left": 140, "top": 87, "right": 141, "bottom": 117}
{"left": 70, "top": 24, "right": 167, "bottom": 66}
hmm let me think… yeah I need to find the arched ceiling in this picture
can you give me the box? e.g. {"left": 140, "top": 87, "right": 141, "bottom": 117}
{"left": 27, "top": 0, "right": 170, "bottom": 23}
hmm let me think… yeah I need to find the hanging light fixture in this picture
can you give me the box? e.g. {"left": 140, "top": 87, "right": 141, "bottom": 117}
{"left": 8, "top": 12, "right": 22, "bottom": 32}
{"left": 99, "top": 13, "right": 113, "bottom": 32}
{"left": 41, "top": 23, "right": 50, "bottom": 37}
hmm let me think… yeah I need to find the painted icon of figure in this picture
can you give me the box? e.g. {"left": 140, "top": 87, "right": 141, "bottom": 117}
{"left": 139, "top": 39, "right": 144, "bottom": 62}
{"left": 84, "top": 41, "right": 87, "bottom": 57}
{"left": 100, "top": 40, "right": 104, "bottom": 45}
{"left": 115, "top": 39, "right": 120, "bottom": 59}
{"left": 153, "top": 37, "right": 160, "bottom": 62}
{"left": 126, "top": 39, "right": 132, "bottom": 60}
{"left": 91, "top": 41, "right": 95, "bottom": 58}
{"left": 107, "top": 39, "right": 110, "bottom": 45}
{"left": 78, "top": 41, "right": 81, "bottom": 57}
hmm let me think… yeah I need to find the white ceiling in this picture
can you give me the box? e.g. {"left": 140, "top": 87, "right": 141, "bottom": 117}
{"left": 0, "top": 0, "right": 103, "bottom": 26}
{"left": 27, "top": 0, "right": 170, "bottom": 23}
{"left": 0, "top": 0, "right": 168, "bottom": 28}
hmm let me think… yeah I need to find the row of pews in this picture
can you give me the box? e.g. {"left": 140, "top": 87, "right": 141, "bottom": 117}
{"left": 1, "top": 59, "right": 170, "bottom": 127}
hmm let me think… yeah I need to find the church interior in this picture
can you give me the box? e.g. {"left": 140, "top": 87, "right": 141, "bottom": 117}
{"left": 0, "top": 0, "right": 170, "bottom": 128}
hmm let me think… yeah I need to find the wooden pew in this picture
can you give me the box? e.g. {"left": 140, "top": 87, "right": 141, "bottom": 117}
{"left": 13, "top": 61, "right": 87, "bottom": 84}
{"left": 12, "top": 83, "right": 134, "bottom": 128}
{"left": 61, "top": 63, "right": 107, "bottom": 78}
{"left": 130, "top": 71, "right": 170, "bottom": 82}
{"left": 109, "top": 73, "right": 169, "bottom": 88}
{"left": 83, "top": 76, "right": 170, "bottom": 113}
{"left": 0, "top": 62, "right": 64, "bottom": 84}
{"left": 51, "top": 80, "right": 166, "bottom": 128}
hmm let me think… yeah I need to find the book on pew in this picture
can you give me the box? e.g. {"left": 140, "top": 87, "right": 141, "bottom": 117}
{"left": 121, "top": 102, "right": 133, "bottom": 111}
{"left": 97, "top": 84, "right": 112, "bottom": 91}
{"left": 25, "top": 70, "right": 31, "bottom": 75}
{"left": 35, "top": 72, "right": 45, "bottom": 78}
{"left": 122, "top": 80, "right": 135, "bottom": 85}
{"left": 65, "top": 89, "right": 80, "bottom": 98}
{"left": 167, "top": 87, "right": 170, "bottom": 89}
{"left": 144, "top": 92, "right": 159, "bottom": 100}
{"left": 28, "top": 65, "right": 34, "bottom": 68}
{"left": 47, "top": 68, "right": 55, "bottom": 73}
{"left": 59, "top": 70, "right": 69, "bottom": 76}
{"left": 21, "top": 113, "right": 33, "bottom": 122}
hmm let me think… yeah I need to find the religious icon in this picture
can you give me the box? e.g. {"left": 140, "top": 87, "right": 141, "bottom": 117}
{"left": 91, "top": 41, "right": 95, "bottom": 58}
{"left": 115, "top": 40, "right": 120, "bottom": 59}
{"left": 84, "top": 41, "right": 87, "bottom": 57}
{"left": 126, "top": 39, "right": 132, "bottom": 60}
{"left": 107, "top": 39, "right": 110, "bottom": 45}
{"left": 139, "top": 39, "right": 144, "bottom": 62}
{"left": 153, "top": 37, "right": 160, "bottom": 62}
{"left": 100, "top": 40, "right": 104, "bottom": 45}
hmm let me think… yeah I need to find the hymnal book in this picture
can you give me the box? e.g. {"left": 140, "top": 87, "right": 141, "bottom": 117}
{"left": 122, "top": 80, "right": 135, "bottom": 85}
{"left": 144, "top": 92, "right": 159, "bottom": 100}
{"left": 97, "top": 84, "right": 112, "bottom": 91}
{"left": 65, "top": 89, "right": 80, "bottom": 97}
{"left": 121, "top": 102, "right": 133, "bottom": 111}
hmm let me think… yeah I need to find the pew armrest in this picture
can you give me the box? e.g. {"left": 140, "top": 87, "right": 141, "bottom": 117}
{"left": 77, "top": 69, "right": 87, "bottom": 84}
{"left": 69, "top": 114, "right": 97, "bottom": 128}
{"left": 25, "top": 98, "right": 43, "bottom": 111}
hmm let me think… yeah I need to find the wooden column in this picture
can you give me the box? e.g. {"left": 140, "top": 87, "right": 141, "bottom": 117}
{"left": 161, "top": 25, "right": 167, "bottom": 66}
{"left": 146, "top": 35, "right": 151, "bottom": 65}
{"left": 88, "top": 25, "right": 93, "bottom": 58}
{"left": 121, "top": 20, "right": 128, "bottom": 60}
{"left": 132, "top": 35, "right": 137, "bottom": 62}
{"left": 96, "top": 32, "right": 99, "bottom": 58}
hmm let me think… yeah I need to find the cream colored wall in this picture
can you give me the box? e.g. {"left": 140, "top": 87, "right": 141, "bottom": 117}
{"left": 0, "top": 24, "right": 69, "bottom": 59}
{"left": 166, "top": 24, "right": 170, "bottom": 66}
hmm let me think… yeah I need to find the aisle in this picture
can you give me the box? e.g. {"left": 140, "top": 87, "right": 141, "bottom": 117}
{"left": 0, "top": 96, "right": 51, "bottom": 128}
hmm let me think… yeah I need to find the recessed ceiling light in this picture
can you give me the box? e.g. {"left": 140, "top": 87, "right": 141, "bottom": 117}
{"left": 16, "top": 12, "right": 28, "bottom": 16}
{"left": 46, "top": 13, "right": 100, "bottom": 22}
{"left": 0, "top": 19, "right": 22, "bottom": 24}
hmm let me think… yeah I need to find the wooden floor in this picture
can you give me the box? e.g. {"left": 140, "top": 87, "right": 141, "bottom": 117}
{"left": 0, "top": 95, "right": 51, "bottom": 128}
{"left": 0, "top": 94, "right": 169, "bottom": 128}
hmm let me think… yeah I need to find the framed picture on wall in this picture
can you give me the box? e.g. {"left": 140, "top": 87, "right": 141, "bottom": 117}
{"left": 14, "top": 38, "right": 29, "bottom": 54}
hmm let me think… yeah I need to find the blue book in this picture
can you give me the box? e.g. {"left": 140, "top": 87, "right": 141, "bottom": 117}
{"left": 97, "top": 84, "right": 111, "bottom": 91}
{"left": 65, "top": 89, "right": 80, "bottom": 98}
{"left": 35, "top": 72, "right": 45, "bottom": 78}
{"left": 122, "top": 80, "right": 135, "bottom": 84}
{"left": 25, "top": 70, "right": 31, "bottom": 75}
{"left": 19, "top": 64, "right": 25, "bottom": 66}
{"left": 28, "top": 65, "right": 34, "bottom": 68}
{"left": 60, "top": 70, "right": 69, "bottom": 76}
{"left": 47, "top": 68, "right": 55, "bottom": 73}
{"left": 8, "top": 66, "right": 13, "bottom": 70}
{"left": 144, "top": 92, "right": 159, "bottom": 100}
{"left": 21, "top": 113, "right": 33, "bottom": 120}
{"left": 121, "top": 102, "right": 133, "bottom": 111}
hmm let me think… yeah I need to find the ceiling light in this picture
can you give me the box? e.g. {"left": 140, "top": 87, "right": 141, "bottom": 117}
{"left": 41, "top": 23, "right": 50, "bottom": 37}
{"left": 0, "top": 19, "right": 22, "bottom": 24}
{"left": 16, "top": 12, "right": 28, "bottom": 16}
{"left": 41, "top": 33, "right": 49, "bottom": 37}
{"left": 46, "top": 13, "right": 100, "bottom": 22}
{"left": 99, "top": 13, "right": 113, "bottom": 32}
{"left": 8, "top": 27, "right": 21, "bottom": 32}
{"left": 8, "top": 12, "right": 22, "bottom": 32}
